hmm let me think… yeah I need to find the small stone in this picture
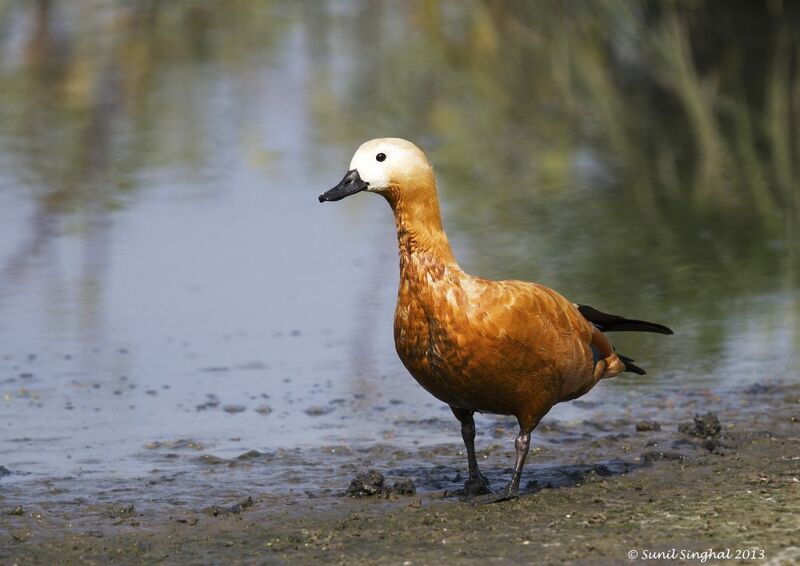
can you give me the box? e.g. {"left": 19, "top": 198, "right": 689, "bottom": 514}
{"left": 587, "top": 512, "right": 606, "bottom": 525}
{"left": 236, "top": 450, "right": 262, "bottom": 460}
{"left": 196, "top": 398, "right": 220, "bottom": 411}
{"left": 694, "top": 412, "right": 721, "bottom": 437}
{"left": 222, "top": 405, "right": 246, "bottom": 414}
{"left": 111, "top": 503, "right": 135, "bottom": 517}
{"left": 347, "top": 470, "right": 385, "bottom": 496}
{"left": 195, "top": 455, "right": 226, "bottom": 466}
{"left": 391, "top": 478, "right": 417, "bottom": 496}
{"left": 146, "top": 439, "right": 204, "bottom": 451}
{"left": 679, "top": 412, "right": 721, "bottom": 438}
{"left": 203, "top": 496, "right": 254, "bottom": 516}
{"left": 703, "top": 438, "right": 724, "bottom": 454}
{"left": 304, "top": 405, "right": 334, "bottom": 417}
{"left": 635, "top": 421, "right": 661, "bottom": 432}
{"left": 641, "top": 451, "right": 685, "bottom": 464}
{"left": 229, "top": 496, "right": 254, "bottom": 514}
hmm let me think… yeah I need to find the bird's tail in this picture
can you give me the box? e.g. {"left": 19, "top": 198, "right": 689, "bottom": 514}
{"left": 617, "top": 353, "right": 646, "bottom": 375}
{"left": 577, "top": 304, "right": 673, "bottom": 335}
{"left": 580, "top": 304, "right": 672, "bottom": 376}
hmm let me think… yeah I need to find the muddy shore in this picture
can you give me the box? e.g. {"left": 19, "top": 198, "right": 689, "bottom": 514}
{"left": 2, "top": 382, "right": 799, "bottom": 565}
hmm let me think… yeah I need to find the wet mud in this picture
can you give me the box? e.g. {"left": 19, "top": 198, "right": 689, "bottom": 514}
{"left": 2, "top": 382, "right": 798, "bottom": 564}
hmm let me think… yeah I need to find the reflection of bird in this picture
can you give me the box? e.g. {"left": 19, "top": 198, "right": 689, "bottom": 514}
{"left": 320, "top": 138, "right": 673, "bottom": 501}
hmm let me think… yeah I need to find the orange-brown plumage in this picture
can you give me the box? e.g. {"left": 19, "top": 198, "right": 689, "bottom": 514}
{"left": 320, "top": 138, "right": 672, "bottom": 499}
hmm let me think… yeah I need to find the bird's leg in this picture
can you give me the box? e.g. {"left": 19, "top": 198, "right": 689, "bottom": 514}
{"left": 482, "top": 430, "right": 531, "bottom": 503}
{"left": 450, "top": 406, "right": 491, "bottom": 496}
{"left": 507, "top": 431, "right": 531, "bottom": 497}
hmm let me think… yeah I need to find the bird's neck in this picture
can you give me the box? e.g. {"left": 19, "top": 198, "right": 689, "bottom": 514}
{"left": 384, "top": 189, "right": 457, "bottom": 274}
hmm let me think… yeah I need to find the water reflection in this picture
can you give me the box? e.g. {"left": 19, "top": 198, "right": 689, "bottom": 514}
{"left": 0, "top": 1, "right": 797, "bottom": 480}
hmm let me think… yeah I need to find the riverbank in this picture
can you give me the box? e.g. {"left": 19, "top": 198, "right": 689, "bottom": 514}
{"left": 2, "top": 382, "right": 798, "bottom": 565}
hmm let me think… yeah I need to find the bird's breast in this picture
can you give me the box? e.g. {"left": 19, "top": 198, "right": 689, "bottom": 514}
{"left": 392, "top": 262, "right": 487, "bottom": 409}
{"left": 393, "top": 273, "right": 455, "bottom": 378}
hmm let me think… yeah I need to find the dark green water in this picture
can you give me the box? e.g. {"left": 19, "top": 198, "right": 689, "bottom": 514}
{"left": 0, "top": 1, "right": 797, "bottom": 487}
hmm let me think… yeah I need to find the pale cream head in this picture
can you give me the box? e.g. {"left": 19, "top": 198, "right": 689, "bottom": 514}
{"left": 349, "top": 138, "right": 433, "bottom": 193}
{"left": 319, "top": 137, "right": 453, "bottom": 261}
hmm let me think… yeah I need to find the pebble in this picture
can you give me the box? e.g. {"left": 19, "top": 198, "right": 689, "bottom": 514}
{"left": 304, "top": 405, "right": 334, "bottom": 417}
{"left": 678, "top": 412, "right": 721, "bottom": 438}
{"left": 635, "top": 421, "right": 661, "bottom": 432}
{"left": 347, "top": 470, "right": 385, "bottom": 496}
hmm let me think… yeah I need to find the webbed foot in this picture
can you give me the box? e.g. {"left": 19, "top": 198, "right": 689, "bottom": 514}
{"left": 464, "top": 473, "right": 491, "bottom": 496}
{"left": 474, "top": 483, "right": 518, "bottom": 504}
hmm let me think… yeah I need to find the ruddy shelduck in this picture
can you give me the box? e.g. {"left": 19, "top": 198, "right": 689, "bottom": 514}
{"left": 319, "top": 138, "right": 672, "bottom": 500}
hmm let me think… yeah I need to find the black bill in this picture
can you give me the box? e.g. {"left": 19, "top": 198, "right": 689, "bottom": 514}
{"left": 318, "top": 169, "right": 368, "bottom": 203}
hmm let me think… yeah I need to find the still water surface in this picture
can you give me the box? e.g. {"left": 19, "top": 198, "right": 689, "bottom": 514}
{"left": 0, "top": 1, "right": 798, "bottom": 489}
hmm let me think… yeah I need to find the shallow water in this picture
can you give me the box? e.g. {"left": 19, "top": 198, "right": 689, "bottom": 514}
{"left": 0, "top": 1, "right": 798, "bottom": 498}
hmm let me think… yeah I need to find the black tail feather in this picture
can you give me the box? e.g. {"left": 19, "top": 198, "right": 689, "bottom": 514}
{"left": 577, "top": 304, "right": 673, "bottom": 335}
{"left": 617, "top": 353, "right": 647, "bottom": 375}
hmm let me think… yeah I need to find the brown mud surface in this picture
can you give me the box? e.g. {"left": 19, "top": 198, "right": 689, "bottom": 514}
{"left": 2, "top": 383, "right": 799, "bottom": 565}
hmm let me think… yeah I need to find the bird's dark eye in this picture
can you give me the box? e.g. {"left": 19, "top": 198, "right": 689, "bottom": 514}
{"left": 376, "top": 153, "right": 386, "bottom": 162}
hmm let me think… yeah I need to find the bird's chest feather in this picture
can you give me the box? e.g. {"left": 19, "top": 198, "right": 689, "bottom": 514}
{"left": 393, "top": 258, "right": 474, "bottom": 401}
